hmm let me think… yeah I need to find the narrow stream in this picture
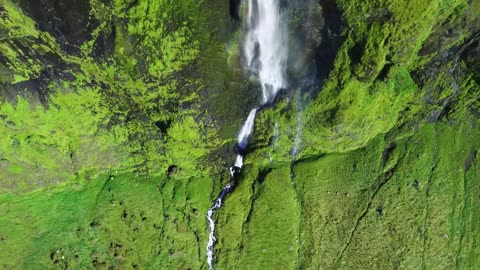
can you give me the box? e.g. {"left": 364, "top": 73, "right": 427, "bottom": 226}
{"left": 206, "top": 0, "right": 288, "bottom": 269}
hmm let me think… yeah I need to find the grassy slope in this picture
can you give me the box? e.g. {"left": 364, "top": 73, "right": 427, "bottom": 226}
{"left": 0, "top": 0, "right": 228, "bottom": 268}
{"left": 302, "top": 118, "right": 480, "bottom": 270}
{"left": 0, "top": 0, "right": 479, "bottom": 269}
{"left": 246, "top": 0, "right": 479, "bottom": 158}
{"left": 216, "top": 113, "right": 479, "bottom": 269}
{"left": 0, "top": 173, "right": 214, "bottom": 269}
{"left": 214, "top": 0, "right": 480, "bottom": 268}
{"left": 215, "top": 166, "right": 301, "bottom": 269}
{"left": 2, "top": 112, "right": 477, "bottom": 270}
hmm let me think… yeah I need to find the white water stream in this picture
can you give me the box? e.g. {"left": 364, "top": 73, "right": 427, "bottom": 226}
{"left": 245, "top": 0, "right": 288, "bottom": 103}
{"left": 206, "top": 1, "right": 288, "bottom": 269}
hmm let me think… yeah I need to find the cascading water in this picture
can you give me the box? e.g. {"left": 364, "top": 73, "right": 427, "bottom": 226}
{"left": 206, "top": 1, "right": 288, "bottom": 269}
{"left": 244, "top": 0, "right": 288, "bottom": 103}
{"left": 237, "top": 108, "right": 258, "bottom": 151}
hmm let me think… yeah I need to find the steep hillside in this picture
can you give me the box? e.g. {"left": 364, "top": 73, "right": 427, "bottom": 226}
{"left": 0, "top": 0, "right": 478, "bottom": 269}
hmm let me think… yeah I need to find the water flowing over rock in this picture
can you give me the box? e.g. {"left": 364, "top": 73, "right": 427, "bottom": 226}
{"left": 244, "top": 0, "right": 289, "bottom": 104}
{"left": 206, "top": 183, "right": 232, "bottom": 269}
{"left": 205, "top": 0, "right": 289, "bottom": 268}
{"left": 1, "top": 0, "right": 479, "bottom": 269}
{"left": 237, "top": 108, "right": 258, "bottom": 151}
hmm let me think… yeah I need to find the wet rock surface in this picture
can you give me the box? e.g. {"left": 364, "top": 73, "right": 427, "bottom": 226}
{"left": 17, "top": 0, "right": 99, "bottom": 54}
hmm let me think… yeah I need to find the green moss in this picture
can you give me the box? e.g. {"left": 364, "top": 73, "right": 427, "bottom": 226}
{"left": 165, "top": 116, "right": 212, "bottom": 175}
{"left": 111, "top": 0, "right": 200, "bottom": 79}
{"left": 300, "top": 68, "right": 416, "bottom": 154}
{"left": 281, "top": 0, "right": 477, "bottom": 157}
{"left": 237, "top": 167, "right": 301, "bottom": 269}
{"left": 353, "top": 23, "right": 389, "bottom": 81}
{"left": 295, "top": 112, "right": 479, "bottom": 269}
{"left": 0, "top": 173, "right": 214, "bottom": 269}
{"left": 0, "top": 0, "right": 479, "bottom": 268}
{"left": 0, "top": 1, "right": 42, "bottom": 83}
{"left": 0, "top": 0, "right": 230, "bottom": 189}
{"left": 0, "top": 90, "right": 124, "bottom": 190}
{"left": 215, "top": 165, "right": 259, "bottom": 268}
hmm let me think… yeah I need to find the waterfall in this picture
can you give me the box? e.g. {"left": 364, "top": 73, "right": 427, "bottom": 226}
{"left": 237, "top": 108, "right": 258, "bottom": 150}
{"left": 244, "top": 0, "right": 288, "bottom": 104}
{"left": 206, "top": 1, "right": 288, "bottom": 269}
{"left": 206, "top": 183, "right": 232, "bottom": 269}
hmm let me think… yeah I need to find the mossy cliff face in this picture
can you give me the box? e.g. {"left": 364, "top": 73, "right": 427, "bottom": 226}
{"left": 217, "top": 0, "right": 480, "bottom": 269}
{"left": 0, "top": 0, "right": 232, "bottom": 268}
{"left": 0, "top": 0, "right": 237, "bottom": 191}
{"left": 0, "top": 0, "right": 479, "bottom": 269}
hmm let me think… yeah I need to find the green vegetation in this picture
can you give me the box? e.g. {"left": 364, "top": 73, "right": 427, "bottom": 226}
{"left": 0, "top": 1, "right": 43, "bottom": 83}
{"left": 0, "top": 173, "right": 214, "bottom": 269}
{"left": 0, "top": 0, "right": 231, "bottom": 191}
{"left": 289, "top": 0, "right": 478, "bottom": 155}
{"left": 215, "top": 114, "right": 480, "bottom": 269}
{"left": 0, "top": 0, "right": 479, "bottom": 269}
{"left": 236, "top": 167, "right": 300, "bottom": 269}
{"left": 0, "top": 89, "right": 121, "bottom": 190}
{"left": 212, "top": 0, "right": 480, "bottom": 268}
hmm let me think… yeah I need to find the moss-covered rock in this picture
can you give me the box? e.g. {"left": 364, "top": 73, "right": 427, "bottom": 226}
{"left": 0, "top": 0, "right": 479, "bottom": 269}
